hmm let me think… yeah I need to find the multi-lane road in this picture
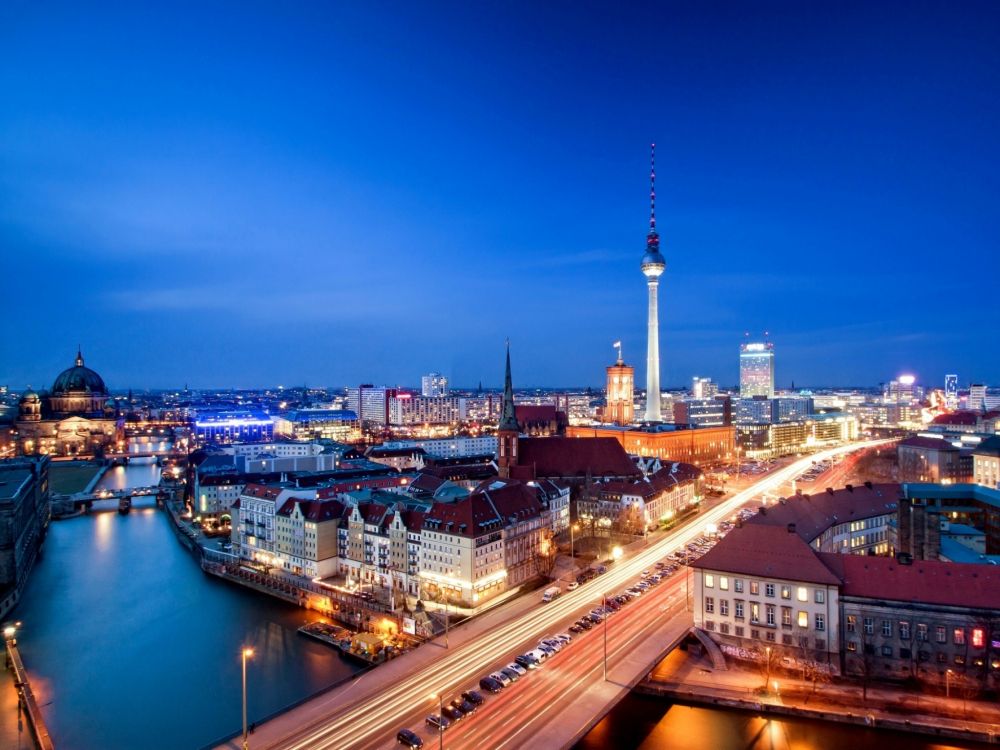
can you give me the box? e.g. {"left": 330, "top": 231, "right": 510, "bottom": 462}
{"left": 239, "top": 440, "right": 889, "bottom": 750}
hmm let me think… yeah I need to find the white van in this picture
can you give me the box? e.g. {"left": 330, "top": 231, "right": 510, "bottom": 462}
{"left": 541, "top": 586, "right": 561, "bottom": 603}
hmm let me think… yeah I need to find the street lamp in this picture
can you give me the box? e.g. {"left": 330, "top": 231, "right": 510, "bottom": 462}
{"left": 570, "top": 523, "right": 579, "bottom": 560}
{"left": 612, "top": 546, "right": 623, "bottom": 562}
{"left": 241, "top": 648, "right": 254, "bottom": 750}
{"left": 765, "top": 646, "right": 772, "bottom": 691}
{"left": 946, "top": 668, "right": 953, "bottom": 699}
{"left": 429, "top": 692, "right": 444, "bottom": 750}
{"left": 603, "top": 592, "right": 610, "bottom": 681}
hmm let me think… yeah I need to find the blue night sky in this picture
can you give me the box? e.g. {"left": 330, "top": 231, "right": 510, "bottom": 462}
{"left": 2, "top": 1, "right": 999, "bottom": 391}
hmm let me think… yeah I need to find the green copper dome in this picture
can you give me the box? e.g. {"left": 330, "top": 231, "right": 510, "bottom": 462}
{"left": 51, "top": 350, "right": 108, "bottom": 395}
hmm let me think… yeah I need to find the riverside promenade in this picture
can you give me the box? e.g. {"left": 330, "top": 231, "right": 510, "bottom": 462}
{"left": 4, "top": 635, "right": 54, "bottom": 750}
{"left": 639, "top": 648, "right": 1000, "bottom": 746}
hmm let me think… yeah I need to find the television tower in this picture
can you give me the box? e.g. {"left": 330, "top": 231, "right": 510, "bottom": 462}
{"left": 641, "top": 143, "right": 666, "bottom": 422}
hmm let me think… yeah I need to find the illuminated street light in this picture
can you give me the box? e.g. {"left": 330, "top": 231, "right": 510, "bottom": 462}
{"left": 429, "top": 692, "right": 444, "bottom": 750}
{"left": 612, "top": 546, "right": 623, "bottom": 561}
{"left": 242, "top": 648, "right": 254, "bottom": 750}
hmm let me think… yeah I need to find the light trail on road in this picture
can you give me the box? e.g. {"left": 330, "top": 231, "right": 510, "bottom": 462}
{"left": 265, "top": 440, "right": 890, "bottom": 750}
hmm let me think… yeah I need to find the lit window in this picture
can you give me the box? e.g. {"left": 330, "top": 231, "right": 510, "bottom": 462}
{"left": 720, "top": 576, "right": 729, "bottom": 591}
{"left": 705, "top": 574, "right": 715, "bottom": 588}
{"left": 797, "top": 587, "right": 808, "bottom": 602}
{"left": 798, "top": 611, "right": 809, "bottom": 628}
{"left": 972, "top": 628, "right": 985, "bottom": 649}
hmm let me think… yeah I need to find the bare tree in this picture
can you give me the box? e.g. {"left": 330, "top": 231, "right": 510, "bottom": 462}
{"left": 534, "top": 528, "right": 558, "bottom": 580}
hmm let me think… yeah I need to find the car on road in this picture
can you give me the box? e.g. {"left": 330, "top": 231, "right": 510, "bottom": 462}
{"left": 514, "top": 654, "right": 540, "bottom": 669}
{"left": 490, "top": 670, "right": 513, "bottom": 686}
{"left": 479, "top": 676, "right": 504, "bottom": 693}
{"left": 506, "top": 662, "right": 527, "bottom": 676}
{"left": 528, "top": 648, "right": 550, "bottom": 663}
{"left": 569, "top": 623, "right": 585, "bottom": 634}
{"left": 441, "top": 705, "right": 464, "bottom": 723}
{"left": 397, "top": 729, "right": 424, "bottom": 747}
{"left": 451, "top": 698, "right": 477, "bottom": 716}
{"left": 536, "top": 643, "right": 557, "bottom": 657}
{"left": 541, "top": 637, "right": 564, "bottom": 651}
{"left": 462, "top": 690, "right": 485, "bottom": 705}
{"left": 554, "top": 632, "right": 572, "bottom": 643}
{"left": 596, "top": 565, "right": 608, "bottom": 574}
{"left": 426, "top": 714, "right": 451, "bottom": 731}
{"left": 567, "top": 581, "right": 580, "bottom": 591}
{"left": 500, "top": 667, "right": 521, "bottom": 683}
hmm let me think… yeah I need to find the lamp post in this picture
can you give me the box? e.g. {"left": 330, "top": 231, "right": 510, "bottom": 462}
{"left": 241, "top": 648, "right": 254, "bottom": 750}
{"left": 429, "top": 692, "right": 444, "bottom": 750}
{"left": 570, "top": 523, "right": 578, "bottom": 560}
{"left": 764, "top": 646, "right": 772, "bottom": 692}
{"left": 946, "top": 668, "right": 953, "bottom": 699}
{"left": 603, "top": 592, "right": 609, "bottom": 681}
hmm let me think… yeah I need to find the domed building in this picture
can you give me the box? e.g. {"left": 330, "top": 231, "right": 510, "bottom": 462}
{"left": 16, "top": 349, "right": 122, "bottom": 456}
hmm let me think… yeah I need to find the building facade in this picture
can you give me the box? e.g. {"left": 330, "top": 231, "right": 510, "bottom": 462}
{"left": 605, "top": 350, "right": 635, "bottom": 426}
{"left": 740, "top": 342, "right": 775, "bottom": 399}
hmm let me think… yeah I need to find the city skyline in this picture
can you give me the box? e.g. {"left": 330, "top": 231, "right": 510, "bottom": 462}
{"left": 4, "top": 3, "right": 1000, "bottom": 389}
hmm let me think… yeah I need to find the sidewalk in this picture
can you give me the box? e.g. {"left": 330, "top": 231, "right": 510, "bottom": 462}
{"left": 640, "top": 648, "right": 1000, "bottom": 744}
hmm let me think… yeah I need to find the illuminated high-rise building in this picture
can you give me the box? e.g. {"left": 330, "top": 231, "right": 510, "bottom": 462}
{"left": 605, "top": 341, "right": 634, "bottom": 426}
{"left": 692, "top": 376, "right": 717, "bottom": 399}
{"left": 421, "top": 372, "right": 448, "bottom": 397}
{"left": 641, "top": 144, "right": 666, "bottom": 422}
{"left": 945, "top": 374, "right": 959, "bottom": 410}
{"left": 739, "top": 341, "right": 775, "bottom": 399}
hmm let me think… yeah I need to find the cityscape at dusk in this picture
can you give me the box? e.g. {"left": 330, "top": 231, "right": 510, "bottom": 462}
{"left": 2, "top": 3, "right": 1000, "bottom": 750}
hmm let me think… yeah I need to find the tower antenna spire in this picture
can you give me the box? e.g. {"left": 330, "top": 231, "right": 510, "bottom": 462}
{"left": 650, "top": 142, "right": 656, "bottom": 233}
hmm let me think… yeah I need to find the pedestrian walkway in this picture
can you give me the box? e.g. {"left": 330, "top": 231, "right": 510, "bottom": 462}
{"left": 640, "top": 648, "right": 1000, "bottom": 745}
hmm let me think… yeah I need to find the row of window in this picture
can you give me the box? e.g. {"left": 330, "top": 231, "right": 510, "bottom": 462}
{"left": 704, "top": 597, "right": 826, "bottom": 631}
{"left": 704, "top": 621, "right": 827, "bottom": 650}
{"left": 703, "top": 575, "right": 825, "bottom": 604}
{"left": 845, "top": 617, "right": 986, "bottom": 648}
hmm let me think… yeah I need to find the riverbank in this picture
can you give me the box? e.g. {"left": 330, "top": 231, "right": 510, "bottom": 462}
{"left": 638, "top": 647, "right": 1000, "bottom": 746}
{"left": 4, "top": 637, "right": 53, "bottom": 750}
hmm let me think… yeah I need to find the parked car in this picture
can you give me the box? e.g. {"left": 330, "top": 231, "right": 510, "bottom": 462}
{"left": 506, "top": 662, "right": 527, "bottom": 676}
{"left": 479, "top": 676, "right": 504, "bottom": 693}
{"left": 569, "top": 623, "right": 585, "bottom": 634}
{"left": 397, "top": 729, "right": 424, "bottom": 747}
{"left": 490, "top": 671, "right": 513, "bottom": 686}
{"left": 575, "top": 618, "right": 594, "bottom": 629}
{"left": 541, "top": 637, "right": 564, "bottom": 651}
{"left": 462, "top": 690, "right": 485, "bottom": 705}
{"left": 441, "top": 705, "right": 464, "bottom": 723}
{"left": 426, "top": 714, "right": 451, "bottom": 731}
{"left": 528, "top": 648, "right": 549, "bottom": 663}
{"left": 451, "top": 698, "right": 477, "bottom": 716}
{"left": 500, "top": 667, "right": 521, "bottom": 683}
{"left": 514, "top": 654, "right": 540, "bottom": 669}
{"left": 553, "top": 633, "right": 572, "bottom": 643}
{"left": 567, "top": 581, "right": 580, "bottom": 591}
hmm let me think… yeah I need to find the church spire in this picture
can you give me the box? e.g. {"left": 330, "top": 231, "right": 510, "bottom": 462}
{"left": 75, "top": 346, "right": 84, "bottom": 367}
{"left": 646, "top": 143, "right": 659, "bottom": 253}
{"left": 498, "top": 339, "right": 518, "bottom": 432}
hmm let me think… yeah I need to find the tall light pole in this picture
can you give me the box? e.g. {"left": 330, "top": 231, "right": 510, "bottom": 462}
{"left": 764, "top": 646, "right": 772, "bottom": 693}
{"left": 241, "top": 648, "right": 254, "bottom": 750}
{"left": 946, "top": 668, "right": 953, "bottom": 699}
{"left": 603, "top": 592, "right": 609, "bottom": 681}
{"left": 570, "top": 523, "right": 578, "bottom": 560}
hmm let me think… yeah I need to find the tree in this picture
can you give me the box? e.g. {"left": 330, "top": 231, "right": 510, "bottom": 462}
{"left": 534, "top": 528, "right": 557, "bottom": 580}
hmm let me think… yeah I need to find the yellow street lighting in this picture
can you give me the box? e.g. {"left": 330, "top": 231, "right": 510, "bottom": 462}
{"left": 612, "top": 546, "right": 623, "bottom": 561}
{"left": 242, "top": 648, "right": 254, "bottom": 749}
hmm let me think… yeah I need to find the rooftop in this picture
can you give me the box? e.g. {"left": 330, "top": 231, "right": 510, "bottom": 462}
{"left": 820, "top": 553, "right": 1000, "bottom": 610}
{"left": 748, "top": 483, "right": 899, "bottom": 543}
{"left": 692, "top": 524, "right": 842, "bottom": 586}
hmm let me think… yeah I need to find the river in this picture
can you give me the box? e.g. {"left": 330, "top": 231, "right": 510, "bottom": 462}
{"left": 575, "top": 689, "right": 991, "bottom": 750}
{"left": 4, "top": 450, "right": 361, "bottom": 750}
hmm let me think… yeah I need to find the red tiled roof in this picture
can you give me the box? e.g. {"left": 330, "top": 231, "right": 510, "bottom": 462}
{"left": 899, "top": 436, "right": 958, "bottom": 451}
{"left": 400, "top": 509, "right": 425, "bottom": 531}
{"left": 425, "top": 494, "right": 502, "bottom": 537}
{"left": 241, "top": 483, "right": 283, "bottom": 500}
{"left": 299, "top": 498, "right": 345, "bottom": 522}
{"left": 599, "top": 462, "right": 701, "bottom": 500}
{"left": 355, "top": 502, "right": 389, "bottom": 525}
{"left": 409, "top": 473, "right": 446, "bottom": 492}
{"left": 819, "top": 554, "right": 1000, "bottom": 610}
{"left": 748, "top": 483, "right": 900, "bottom": 543}
{"left": 515, "top": 404, "right": 566, "bottom": 425}
{"left": 691, "top": 524, "right": 841, "bottom": 585}
{"left": 474, "top": 480, "right": 544, "bottom": 524}
{"left": 516, "top": 437, "right": 641, "bottom": 479}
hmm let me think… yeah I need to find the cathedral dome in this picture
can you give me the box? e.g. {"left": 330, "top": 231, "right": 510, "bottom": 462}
{"left": 51, "top": 350, "right": 108, "bottom": 395}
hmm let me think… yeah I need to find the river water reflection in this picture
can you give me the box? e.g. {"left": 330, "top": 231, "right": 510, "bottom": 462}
{"left": 9, "top": 457, "right": 360, "bottom": 750}
{"left": 576, "top": 692, "right": 991, "bottom": 750}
